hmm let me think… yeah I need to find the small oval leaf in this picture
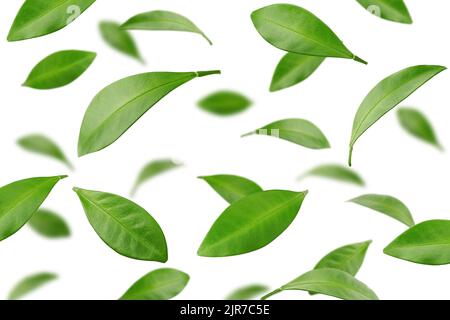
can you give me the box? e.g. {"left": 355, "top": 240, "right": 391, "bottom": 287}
{"left": 28, "top": 209, "right": 70, "bottom": 238}
{"left": 8, "top": 0, "right": 96, "bottom": 41}
{"left": 226, "top": 284, "right": 269, "bottom": 300}
{"left": 198, "top": 190, "right": 307, "bottom": 257}
{"left": 356, "top": 0, "right": 412, "bottom": 24}
{"left": 384, "top": 220, "right": 450, "bottom": 265}
{"left": 397, "top": 107, "right": 442, "bottom": 149}
{"left": 348, "top": 65, "right": 446, "bottom": 166}
{"left": 242, "top": 119, "right": 330, "bottom": 149}
{"left": 262, "top": 268, "right": 378, "bottom": 300}
{"left": 120, "top": 268, "right": 189, "bottom": 300}
{"left": 198, "top": 91, "right": 252, "bottom": 116}
{"left": 73, "top": 187, "right": 168, "bottom": 262}
{"left": 198, "top": 174, "right": 263, "bottom": 204}
{"left": 17, "top": 134, "right": 73, "bottom": 169}
{"left": 121, "top": 10, "right": 212, "bottom": 45}
{"left": 270, "top": 53, "right": 325, "bottom": 92}
{"left": 9, "top": 272, "right": 58, "bottom": 300}
{"left": 251, "top": 4, "right": 366, "bottom": 63}
{"left": 0, "top": 176, "right": 67, "bottom": 241}
{"left": 348, "top": 194, "right": 415, "bottom": 227}
{"left": 300, "top": 164, "right": 364, "bottom": 186}
{"left": 99, "top": 21, "right": 142, "bottom": 62}
{"left": 78, "top": 70, "right": 220, "bottom": 156}
{"left": 132, "top": 159, "right": 182, "bottom": 196}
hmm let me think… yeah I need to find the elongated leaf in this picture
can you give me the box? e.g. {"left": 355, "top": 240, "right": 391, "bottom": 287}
{"left": 99, "top": 21, "right": 142, "bottom": 62}
{"left": 120, "top": 268, "right": 189, "bottom": 300}
{"left": 356, "top": 0, "right": 412, "bottom": 24}
{"left": 262, "top": 268, "right": 378, "bottom": 300}
{"left": 78, "top": 70, "right": 220, "bottom": 156}
{"left": 349, "top": 194, "right": 415, "bottom": 227}
{"left": 198, "top": 190, "right": 307, "bottom": 257}
{"left": 73, "top": 188, "right": 167, "bottom": 261}
{"left": 270, "top": 53, "right": 325, "bottom": 92}
{"left": 132, "top": 159, "right": 181, "bottom": 196}
{"left": 9, "top": 272, "right": 57, "bottom": 300}
{"left": 251, "top": 4, "right": 366, "bottom": 64}
{"left": 17, "top": 134, "right": 73, "bottom": 169}
{"left": 8, "top": 0, "right": 96, "bottom": 41}
{"left": 0, "top": 176, "right": 67, "bottom": 241}
{"left": 226, "top": 284, "right": 269, "bottom": 300}
{"left": 348, "top": 65, "right": 446, "bottom": 166}
{"left": 300, "top": 164, "right": 364, "bottom": 186}
{"left": 29, "top": 209, "right": 70, "bottom": 238}
{"left": 397, "top": 107, "right": 442, "bottom": 149}
{"left": 198, "top": 174, "right": 263, "bottom": 204}
{"left": 384, "top": 220, "right": 450, "bottom": 265}
{"left": 121, "top": 10, "right": 212, "bottom": 45}
{"left": 242, "top": 119, "right": 330, "bottom": 149}
{"left": 198, "top": 91, "right": 252, "bottom": 116}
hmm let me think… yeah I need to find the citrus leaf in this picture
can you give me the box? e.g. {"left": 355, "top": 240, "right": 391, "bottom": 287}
{"left": 300, "top": 164, "right": 364, "bottom": 186}
{"left": 9, "top": 272, "right": 57, "bottom": 300}
{"left": 28, "top": 209, "right": 70, "bottom": 238}
{"left": 356, "top": 0, "right": 412, "bottom": 24}
{"left": 99, "top": 21, "right": 142, "bottom": 62}
{"left": 226, "top": 284, "right": 269, "bottom": 300}
{"left": 198, "top": 91, "right": 252, "bottom": 116}
{"left": 132, "top": 159, "right": 182, "bottom": 196}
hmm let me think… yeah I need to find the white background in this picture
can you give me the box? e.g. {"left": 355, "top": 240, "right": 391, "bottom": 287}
{"left": 0, "top": 0, "right": 449, "bottom": 300}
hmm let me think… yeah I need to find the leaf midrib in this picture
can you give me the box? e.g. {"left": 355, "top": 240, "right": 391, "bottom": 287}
{"left": 285, "top": 279, "right": 373, "bottom": 300}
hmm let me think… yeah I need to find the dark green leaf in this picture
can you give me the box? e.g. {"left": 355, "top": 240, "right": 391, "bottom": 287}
{"left": 198, "top": 91, "right": 252, "bottom": 116}
{"left": 9, "top": 272, "right": 57, "bottom": 300}
{"left": 132, "top": 159, "right": 182, "bottom": 196}
{"left": 356, "top": 0, "right": 412, "bottom": 24}
{"left": 300, "top": 164, "right": 364, "bottom": 186}
{"left": 99, "top": 21, "right": 142, "bottom": 62}
{"left": 28, "top": 209, "right": 70, "bottom": 238}
{"left": 226, "top": 284, "right": 269, "bottom": 300}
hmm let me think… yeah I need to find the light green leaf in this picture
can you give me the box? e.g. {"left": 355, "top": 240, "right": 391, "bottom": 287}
{"left": 270, "top": 53, "right": 325, "bottom": 92}
{"left": 262, "top": 268, "right": 378, "bottom": 300}
{"left": 0, "top": 176, "right": 67, "bottom": 241}
{"left": 17, "top": 134, "right": 73, "bottom": 169}
{"left": 9, "top": 272, "right": 57, "bottom": 300}
{"left": 198, "top": 190, "right": 307, "bottom": 257}
{"left": 77, "top": 70, "right": 220, "bottom": 156}
{"left": 198, "top": 174, "right": 263, "bottom": 204}
{"left": 226, "top": 284, "right": 269, "bottom": 300}
{"left": 300, "top": 164, "right": 364, "bottom": 186}
{"left": 348, "top": 194, "right": 415, "bottom": 227}
{"left": 8, "top": 0, "right": 96, "bottom": 41}
{"left": 384, "top": 220, "right": 450, "bottom": 265}
{"left": 242, "top": 118, "right": 330, "bottom": 149}
{"left": 251, "top": 4, "right": 366, "bottom": 64}
{"left": 23, "top": 50, "right": 96, "bottom": 89}
{"left": 120, "top": 268, "right": 189, "bottom": 300}
{"left": 198, "top": 91, "right": 252, "bottom": 116}
{"left": 132, "top": 159, "right": 182, "bottom": 196}
{"left": 73, "top": 187, "right": 167, "bottom": 261}
{"left": 397, "top": 107, "right": 442, "bottom": 149}
{"left": 348, "top": 65, "right": 446, "bottom": 166}
{"left": 28, "top": 209, "right": 70, "bottom": 238}
{"left": 99, "top": 21, "right": 142, "bottom": 62}
{"left": 121, "top": 10, "right": 212, "bottom": 45}
{"left": 356, "top": 0, "right": 412, "bottom": 24}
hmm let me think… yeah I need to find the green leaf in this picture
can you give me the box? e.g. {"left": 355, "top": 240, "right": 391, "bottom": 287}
{"left": 397, "top": 107, "right": 442, "bottom": 149}
{"left": 120, "top": 268, "right": 189, "bottom": 300}
{"left": 242, "top": 119, "right": 330, "bottom": 149}
{"left": 7, "top": 0, "right": 96, "bottom": 41}
{"left": 384, "top": 220, "right": 450, "bottom": 265}
{"left": 348, "top": 65, "right": 446, "bottom": 166}
{"left": 356, "top": 0, "right": 412, "bottom": 24}
{"left": 270, "top": 53, "right": 325, "bottom": 92}
{"left": 300, "top": 164, "right": 365, "bottom": 186}
{"left": 198, "top": 190, "right": 307, "bottom": 257}
{"left": 77, "top": 70, "right": 220, "bottom": 156}
{"left": 251, "top": 4, "right": 366, "bottom": 64}
{"left": 314, "top": 241, "right": 372, "bottom": 275}
{"left": 261, "top": 268, "right": 378, "bottom": 300}
{"left": 121, "top": 10, "right": 212, "bottom": 45}
{"left": 28, "top": 209, "right": 70, "bottom": 238}
{"left": 198, "top": 174, "right": 263, "bottom": 204}
{"left": 197, "top": 91, "right": 252, "bottom": 116}
{"left": 226, "top": 284, "right": 269, "bottom": 300}
{"left": 17, "top": 134, "right": 73, "bottom": 169}
{"left": 73, "top": 187, "right": 167, "bottom": 262}
{"left": 9, "top": 272, "right": 57, "bottom": 300}
{"left": 348, "top": 194, "right": 415, "bottom": 227}
{"left": 132, "top": 159, "right": 182, "bottom": 196}
{"left": 0, "top": 176, "right": 67, "bottom": 241}
{"left": 23, "top": 50, "right": 96, "bottom": 89}
{"left": 99, "top": 21, "right": 142, "bottom": 62}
